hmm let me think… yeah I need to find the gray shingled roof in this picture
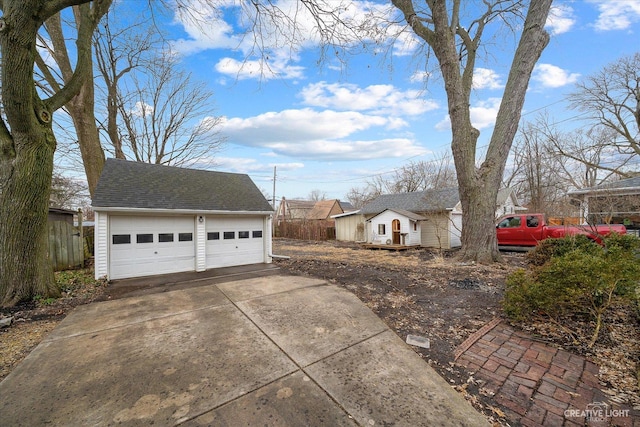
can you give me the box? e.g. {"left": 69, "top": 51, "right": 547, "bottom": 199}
{"left": 92, "top": 159, "right": 273, "bottom": 212}
{"left": 360, "top": 188, "right": 460, "bottom": 215}
{"left": 569, "top": 176, "right": 640, "bottom": 194}
{"left": 368, "top": 208, "right": 426, "bottom": 221}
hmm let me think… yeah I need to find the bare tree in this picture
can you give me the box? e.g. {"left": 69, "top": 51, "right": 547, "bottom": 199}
{"left": 569, "top": 52, "right": 640, "bottom": 158}
{"left": 50, "top": 173, "right": 89, "bottom": 210}
{"left": 114, "top": 53, "right": 223, "bottom": 165}
{"left": 345, "top": 185, "right": 382, "bottom": 209}
{"left": 391, "top": 0, "right": 552, "bottom": 262}
{"left": 0, "top": 0, "right": 111, "bottom": 307}
{"left": 308, "top": 189, "right": 327, "bottom": 201}
{"left": 508, "top": 121, "right": 566, "bottom": 213}
{"left": 35, "top": 7, "right": 107, "bottom": 198}
{"left": 93, "top": 8, "right": 158, "bottom": 160}
{"left": 532, "top": 114, "right": 634, "bottom": 185}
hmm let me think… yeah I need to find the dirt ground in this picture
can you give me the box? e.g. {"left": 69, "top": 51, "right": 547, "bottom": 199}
{"left": 1, "top": 238, "right": 638, "bottom": 425}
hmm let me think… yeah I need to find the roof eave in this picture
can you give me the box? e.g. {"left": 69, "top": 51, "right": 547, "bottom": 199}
{"left": 92, "top": 206, "right": 273, "bottom": 215}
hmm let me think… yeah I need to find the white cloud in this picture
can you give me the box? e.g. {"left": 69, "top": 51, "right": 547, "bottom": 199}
{"left": 215, "top": 55, "right": 305, "bottom": 81}
{"left": 409, "top": 71, "right": 430, "bottom": 84}
{"left": 473, "top": 68, "right": 503, "bottom": 90}
{"left": 170, "top": 0, "right": 240, "bottom": 54}
{"left": 546, "top": 4, "right": 576, "bottom": 35}
{"left": 266, "top": 138, "right": 427, "bottom": 161}
{"left": 171, "top": 0, "right": 391, "bottom": 55}
{"left": 589, "top": 0, "right": 640, "bottom": 31}
{"left": 470, "top": 98, "right": 502, "bottom": 130}
{"left": 299, "top": 82, "right": 438, "bottom": 116}
{"left": 212, "top": 157, "right": 305, "bottom": 173}
{"left": 435, "top": 98, "right": 501, "bottom": 131}
{"left": 533, "top": 63, "right": 580, "bottom": 88}
{"left": 219, "top": 108, "right": 427, "bottom": 161}
{"left": 222, "top": 108, "right": 392, "bottom": 142}
{"left": 131, "top": 101, "right": 154, "bottom": 117}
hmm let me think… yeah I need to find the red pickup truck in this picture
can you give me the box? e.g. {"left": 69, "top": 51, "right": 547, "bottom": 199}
{"left": 496, "top": 213, "right": 626, "bottom": 248}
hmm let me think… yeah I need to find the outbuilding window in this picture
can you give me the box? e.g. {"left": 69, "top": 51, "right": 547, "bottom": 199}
{"left": 378, "top": 224, "right": 386, "bottom": 235}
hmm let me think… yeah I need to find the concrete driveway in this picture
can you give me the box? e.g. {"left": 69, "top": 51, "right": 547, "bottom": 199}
{"left": 0, "top": 274, "right": 488, "bottom": 426}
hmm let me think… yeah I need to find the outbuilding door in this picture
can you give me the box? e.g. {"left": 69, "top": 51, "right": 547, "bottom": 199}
{"left": 392, "top": 219, "right": 401, "bottom": 244}
{"left": 206, "top": 216, "right": 265, "bottom": 268}
{"left": 109, "top": 215, "right": 196, "bottom": 280}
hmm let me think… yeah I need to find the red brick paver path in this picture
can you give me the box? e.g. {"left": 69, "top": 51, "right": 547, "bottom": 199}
{"left": 455, "top": 319, "right": 639, "bottom": 427}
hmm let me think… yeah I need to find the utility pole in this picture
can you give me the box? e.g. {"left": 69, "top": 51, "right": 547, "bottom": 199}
{"left": 272, "top": 166, "right": 277, "bottom": 209}
{"left": 272, "top": 166, "right": 277, "bottom": 237}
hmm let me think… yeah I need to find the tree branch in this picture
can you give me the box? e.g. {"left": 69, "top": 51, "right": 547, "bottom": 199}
{"left": 46, "top": 1, "right": 112, "bottom": 111}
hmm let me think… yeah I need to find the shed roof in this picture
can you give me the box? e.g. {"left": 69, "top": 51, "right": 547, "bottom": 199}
{"left": 92, "top": 158, "right": 273, "bottom": 212}
{"left": 360, "top": 188, "right": 460, "bottom": 215}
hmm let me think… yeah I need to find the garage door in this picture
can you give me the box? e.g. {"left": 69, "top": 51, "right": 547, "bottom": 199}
{"left": 206, "top": 216, "right": 265, "bottom": 269}
{"left": 109, "top": 216, "right": 196, "bottom": 280}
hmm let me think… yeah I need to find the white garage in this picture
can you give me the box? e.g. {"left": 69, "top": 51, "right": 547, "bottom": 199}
{"left": 92, "top": 159, "right": 274, "bottom": 281}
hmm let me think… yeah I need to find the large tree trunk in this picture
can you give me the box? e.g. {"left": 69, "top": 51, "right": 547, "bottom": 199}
{"left": 0, "top": 1, "right": 58, "bottom": 306}
{"left": 0, "top": 130, "right": 59, "bottom": 306}
{"left": 0, "top": 0, "right": 111, "bottom": 307}
{"left": 44, "top": 10, "right": 106, "bottom": 198}
{"left": 68, "top": 79, "right": 106, "bottom": 198}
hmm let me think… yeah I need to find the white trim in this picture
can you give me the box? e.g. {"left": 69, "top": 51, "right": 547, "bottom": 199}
{"left": 331, "top": 210, "right": 361, "bottom": 219}
{"left": 569, "top": 186, "right": 640, "bottom": 196}
{"left": 195, "top": 216, "right": 206, "bottom": 272}
{"left": 94, "top": 211, "right": 109, "bottom": 280}
{"left": 264, "top": 216, "right": 273, "bottom": 264}
{"left": 93, "top": 206, "right": 273, "bottom": 216}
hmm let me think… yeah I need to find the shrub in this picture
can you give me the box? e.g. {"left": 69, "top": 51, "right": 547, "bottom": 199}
{"left": 525, "top": 234, "right": 597, "bottom": 266}
{"left": 503, "top": 234, "right": 640, "bottom": 347}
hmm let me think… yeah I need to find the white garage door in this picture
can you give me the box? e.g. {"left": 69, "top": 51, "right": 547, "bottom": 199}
{"left": 206, "top": 216, "right": 265, "bottom": 269}
{"left": 109, "top": 216, "right": 196, "bottom": 280}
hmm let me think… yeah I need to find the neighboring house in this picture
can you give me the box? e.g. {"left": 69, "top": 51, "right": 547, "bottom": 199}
{"left": 275, "top": 198, "right": 345, "bottom": 224}
{"left": 92, "top": 158, "right": 274, "bottom": 280}
{"left": 568, "top": 176, "right": 640, "bottom": 232}
{"left": 354, "top": 187, "right": 523, "bottom": 249}
{"left": 275, "top": 197, "right": 347, "bottom": 240}
{"left": 275, "top": 198, "right": 316, "bottom": 222}
{"left": 307, "top": 199, "right": 344, "bottom": 224}
{"left": 338, "top": 201, "right": 357, "bottom": 213}
{"left": 496, "top": 187, "right": 526, "bottom": 218}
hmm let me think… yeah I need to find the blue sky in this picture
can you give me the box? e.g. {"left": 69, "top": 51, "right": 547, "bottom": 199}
{"left": 64, "top": 1, "right": 640, "bottom": 203}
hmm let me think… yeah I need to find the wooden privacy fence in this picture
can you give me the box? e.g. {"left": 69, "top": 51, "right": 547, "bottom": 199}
{"left": 276, "top": 220, "right": 336, "bottom": 241}
{"left": 48, "top": 220, "right": 84, "bottom": 271}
